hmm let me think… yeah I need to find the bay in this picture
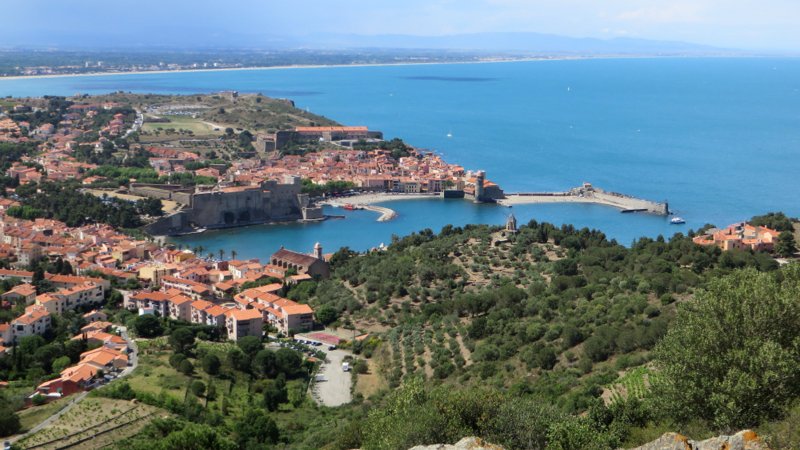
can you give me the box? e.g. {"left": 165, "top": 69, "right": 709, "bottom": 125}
{"left": 2, "top": 58, "right": 799, "bottom": 257}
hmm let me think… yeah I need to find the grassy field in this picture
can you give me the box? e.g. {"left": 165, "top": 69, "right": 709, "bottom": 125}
{"left": 141, "top": 114, "right": 223, "bottom": 135}
{"left": 84, "top": 189, "right": 182, "bottom": 214}
{"left": 354, "top": 358, "right": 385, "bottom": 398}
{"left": 16, "top": 397, "right": 168, "bottom": 450}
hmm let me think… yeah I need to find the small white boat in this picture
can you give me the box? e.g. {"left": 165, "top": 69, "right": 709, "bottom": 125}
{"left": 670, "top": 217, "right": 686, "bottom": 225}
{"left": 446, "top": 132, "right": 453, "bottom": 138}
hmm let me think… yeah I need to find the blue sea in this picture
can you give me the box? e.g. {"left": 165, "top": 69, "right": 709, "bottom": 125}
{"left": 2, "top": 58, "right": 799, "bottom": 258}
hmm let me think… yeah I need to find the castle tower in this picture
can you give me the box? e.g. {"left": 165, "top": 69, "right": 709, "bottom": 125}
{"left": 474, "top": 170, "right": 485, "bottom": 203}
{"left": 505, "top": 213, "right": 517, "bottom": 233}
{"left": 314, "top": 242, "right": 323, "bottom": 260}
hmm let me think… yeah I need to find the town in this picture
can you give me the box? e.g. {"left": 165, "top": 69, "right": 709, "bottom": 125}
{"left": 0, "top": 206, "right": 330, "bottom": 396}
{"left": 0, "top": 93, "right": 507, "bottom": 236}
{"left": 0, "top": 91, "right": 798, "bottom": 450}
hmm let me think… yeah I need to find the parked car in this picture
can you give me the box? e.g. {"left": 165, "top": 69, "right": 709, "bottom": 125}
{"left": 342, "top": 362, "right": 350, "bottom": 372}
{"left": 328, "top": 345, "right": 337, "bottom": 350}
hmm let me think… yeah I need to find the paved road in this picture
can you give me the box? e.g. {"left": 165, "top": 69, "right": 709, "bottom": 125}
{"left": 312, "top": 348, "right": 352, "bottom": 407}
{"left": 116, "top": 325, "right": 139, "bottom": 378}
{"left": 123, "top": 111, "right": 144, "bottom": 139}
{"left": 8, "top": 326, "right": 139, "bottom": 445}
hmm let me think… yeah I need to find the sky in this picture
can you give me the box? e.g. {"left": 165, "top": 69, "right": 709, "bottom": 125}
{"left": 2, "top": 0, "right": 799, "bottom": 51}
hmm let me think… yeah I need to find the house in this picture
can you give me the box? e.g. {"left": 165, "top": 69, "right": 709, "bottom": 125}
{"left": 269, "top": 243, "right": 330, "bottom": 279}
{"left": 80, "top": 321, "right": 112, "bottom": 334}
{"left": 693, "top": 222, "right": 781, "bottom": 252}
{"left": 11, "top": 305, "right": 51, "bottom": 342}
{"left": 237, "top": 286, "right": 315, "bottom": 334}
{"left": 35, "top": 344, "right": 128, "bottom": 399}
{"left": 76, "top": 330, "right": 127, "bottom": 351}
{"left": 1, "top": 283, "right": 37, "bottom": 305}
{"left": 204, "top": 305, "right": 228, "bottom": 328}
{"left": 34, "top": 283, "right": 104, "bottom": 314}
{"left": 167, "top": 294, "right": 193, "bottom": 322}
{"left": 261, "top": 298, "right": 314, "bottom": 334}
{"left": 0, "top": 269, "right": 34, "bottom": 283}
{"left": 46, "top": 274, "right": 110, "bottom": 296}
{"left": 225, "top": 308, "right": 263, "bottom": 341}
{"left": 138, "top": 263, "right": 177, "bottom": 285}
{"left": 79, "top": 347, "right": 128, "bottom": 371}
{"left": 35, "top": 368, "right": 90, "bottom": 398}
{"left": 190, "top": 300, "right": 213, "bottom": 324}
{"left": 125, "top": 291, "right": 172, "bottom": 316}
{"left": 161, "top": 276, "right": 211, "bottom": 299}
{"left": 35, "top": 293, "right": 66, "bottom": 315}
{"left": 57, "top": 283, "right": 105, "bottom": 310}
{"left": 83, "top": 309, "right": 108, "bottom": 323}
{"left": 0, "top": 323, "right": 12, "bottom": 346}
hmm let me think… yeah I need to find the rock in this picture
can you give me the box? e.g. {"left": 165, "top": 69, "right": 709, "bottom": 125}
{"left": 408, "top": 437, "right": 505, "bottom": 450}
{"left": 629, "top": 430, "right": 769, "bottom": 450}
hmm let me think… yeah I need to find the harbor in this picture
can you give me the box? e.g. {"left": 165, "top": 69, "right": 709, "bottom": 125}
{"left": 319, "top": 184, "right": 670, "bottom": 223}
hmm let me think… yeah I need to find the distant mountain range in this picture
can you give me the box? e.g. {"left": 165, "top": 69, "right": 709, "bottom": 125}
{"left": 4, "top": 31, "right": 736, "bottom": 55}
{"left": 293, "top": 32, "right": 730, "bottom": 55}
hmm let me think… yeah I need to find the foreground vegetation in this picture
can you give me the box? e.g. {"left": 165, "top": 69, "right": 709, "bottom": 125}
{"left": 11, "top": 219, "right": 788, "bottom": 449}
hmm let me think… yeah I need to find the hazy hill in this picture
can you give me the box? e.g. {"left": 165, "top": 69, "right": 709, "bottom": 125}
{"left": 298, "top": 32, "right": 728, "bottom": 55}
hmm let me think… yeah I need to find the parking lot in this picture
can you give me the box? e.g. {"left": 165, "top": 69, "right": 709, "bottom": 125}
{"left": 312, "top": 348, "right": 352, "bottom": 407}
{"left": 288, "top": 334, "right": 353, "bottom": 407}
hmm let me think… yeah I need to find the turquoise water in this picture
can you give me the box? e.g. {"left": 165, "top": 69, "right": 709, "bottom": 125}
{"left": 2, "top": 58, "right": 799, "bottom": 256}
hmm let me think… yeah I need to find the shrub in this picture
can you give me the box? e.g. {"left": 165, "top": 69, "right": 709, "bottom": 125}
{"left": 179, "top": 359, "right": 194, "bottom": 376}
{"left": 190, "top": 380, "right": 205, "bottom": 397}
{"left": 654, "top": 266, "right": 800, "bottom": 431}
{"left": 202, "top": 354, "right": 221, "bottom": 376}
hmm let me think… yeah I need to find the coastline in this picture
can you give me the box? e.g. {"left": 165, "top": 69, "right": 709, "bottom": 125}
{"left": 0, "top": 57, "right": 552, "bottom": 82}
{"left": 0, "top": 53, "right": 767, "bottom": 82}
{"left": 2, "top": 54, "right": 708, "bottom": 82}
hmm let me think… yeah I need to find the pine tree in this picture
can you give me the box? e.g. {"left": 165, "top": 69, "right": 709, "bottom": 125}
{"left": 775, "top": 231, "right": 797, "bottom": 257}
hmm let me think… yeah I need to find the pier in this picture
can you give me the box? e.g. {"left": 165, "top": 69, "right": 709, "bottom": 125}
{"left": 498, "top": 184, "right": 669, "bottom": 215}
{"left": 362, "top": 205, "right": 397, "bottom": 221}
{"left": 320, "top": 202, "right": 397, "bottom": 221}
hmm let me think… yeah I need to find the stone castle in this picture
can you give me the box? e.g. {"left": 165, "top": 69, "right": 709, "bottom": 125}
{"left": 136, "top": 175, "right": 323, "bottom": 235}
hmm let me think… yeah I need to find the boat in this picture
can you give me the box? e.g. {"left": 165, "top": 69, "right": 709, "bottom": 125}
{"left": 342, "top": 204, "right": 355, "bottom": 211}
{"left": 670, "top": 216, "right": 686, "bottom": 225}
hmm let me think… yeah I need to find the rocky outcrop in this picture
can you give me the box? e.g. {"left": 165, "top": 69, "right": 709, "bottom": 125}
{"left": 402, "top": 431, "right": 769, "bottom": 450}
{"left": 408, "top": 437, "right": 505, "bottom": 450}
{"left": 630, "top": 430, "right": 769, "bottom": 450}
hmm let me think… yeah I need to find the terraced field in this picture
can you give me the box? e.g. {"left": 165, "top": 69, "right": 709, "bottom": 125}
{"left": 16, "top": 397, "right": 168, "bottom": 450}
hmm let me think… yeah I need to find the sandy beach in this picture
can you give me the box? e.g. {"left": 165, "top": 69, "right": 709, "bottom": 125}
{"left": 0, "top": 56, "right": 589, "bottom": 82}
{"left": 323, "top": 192, "right": 440, "bottom": 206}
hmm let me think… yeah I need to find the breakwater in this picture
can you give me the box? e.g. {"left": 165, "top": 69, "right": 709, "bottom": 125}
{"left": 499, "top": 185, "right": 669, "bottom": 215}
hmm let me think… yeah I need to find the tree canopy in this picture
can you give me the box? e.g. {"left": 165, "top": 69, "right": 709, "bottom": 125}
{"left": 653, "top": 265, "right": 800, "bottom": 431}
